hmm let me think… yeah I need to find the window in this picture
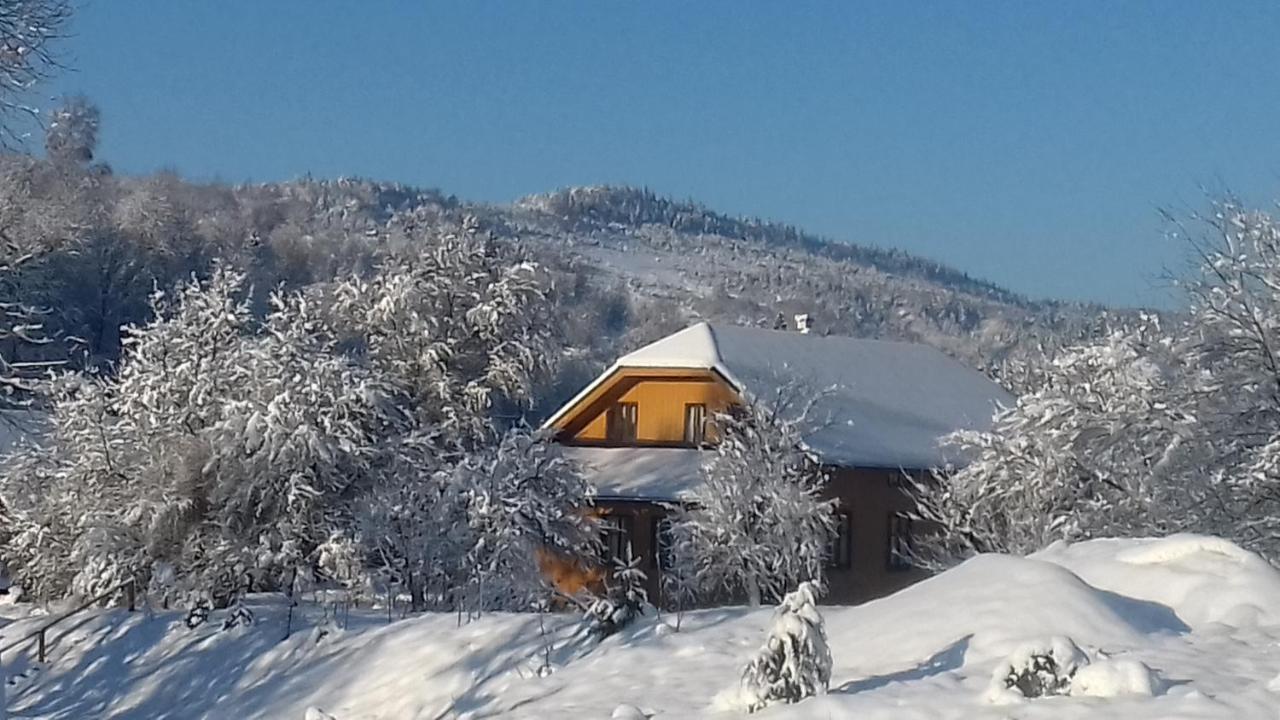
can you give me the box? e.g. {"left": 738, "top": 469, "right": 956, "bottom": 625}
{"left": 683, "top": 403, "right": 707, "bottom": 445}
{"left": 826, "top": 511, "right": 852, "bottom": 569}
{"left": 600, "top": 514, "right": 635, "bottom": 564}
{"left": 887, "top": 513, "right": 914, "bottom": 571}
{"left": 650, "top": 516, "right": 676, "bottom": 570}
{"left": 606, "top": 402, "right": 638, "bottom": 442}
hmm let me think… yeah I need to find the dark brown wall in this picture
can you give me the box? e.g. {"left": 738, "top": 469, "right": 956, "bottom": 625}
{"left": 822, "top": 467, "right": 930, "bottom": 604}
{"left": 590, "top": 466, "right": 930, "bottom": 607}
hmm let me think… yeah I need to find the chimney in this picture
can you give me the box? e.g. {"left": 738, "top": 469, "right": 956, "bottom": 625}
{"left": 794, "top": 313, "right": 812, "bottom": 334}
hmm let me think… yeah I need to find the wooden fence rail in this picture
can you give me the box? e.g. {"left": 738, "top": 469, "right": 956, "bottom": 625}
{"left": 0, "top": 576, "right": 137, "bottom": 663}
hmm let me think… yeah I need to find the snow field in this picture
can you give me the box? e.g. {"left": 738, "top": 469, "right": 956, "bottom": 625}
{"left": 2, "top": 535, "right": 1279, "bottom": 719}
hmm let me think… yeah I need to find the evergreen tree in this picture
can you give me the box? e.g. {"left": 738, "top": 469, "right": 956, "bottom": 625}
{"left": 738, "top": 581, "right": 832, "bottom": 712}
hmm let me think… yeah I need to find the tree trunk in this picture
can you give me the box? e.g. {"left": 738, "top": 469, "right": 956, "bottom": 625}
{"left": 409, "top": 572, "right": 425, "bottom": 612}
{"left": 746, "top": 575, "right": 762, "bottom": 607}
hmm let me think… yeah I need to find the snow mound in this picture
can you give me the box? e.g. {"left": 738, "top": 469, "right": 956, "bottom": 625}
{"left": 303, "top": 708, "right": 336, "bottom": 720}
{"left": 1035, "top": 534, "right": 1280, "bottom": 629}
{"left": 1113, "top": 534, "right": 1256, "bottom": 566}
{"left": 836, "top": 553, "right": 1183, "bottom": 672}
{"left": 610, "top": 704, "right": 648, "bottom": 719}
{"left": 1070, "top": 659, "right": 1157, "bottom": 698}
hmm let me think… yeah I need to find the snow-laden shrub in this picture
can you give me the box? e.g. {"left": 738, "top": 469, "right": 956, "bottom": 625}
{"left": 585, "top": 548, "right": 649, "bottom": 639}
{"left": 736, "top": 581, "right": 831, "bottom": 712}
{"left": 985, "top": 636, "right": 1088, "bottom": 704}
{"left": 184, "top": 600, "right": 211, "bottom": 629}
{"left": 1069, "top": 658, "right": 1157, "bottom": 698}
{"left": 221, "top": 600, "right": 255, "bottom": 631}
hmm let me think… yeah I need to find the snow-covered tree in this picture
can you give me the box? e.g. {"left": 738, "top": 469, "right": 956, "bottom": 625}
{"left": 45, "top": 95, "right": 99, "bottom": 166}
{"left": 913, "top": 322, "right": 1209, "bottom": 562}
{"left": 0, "top": 219, "right": 586, "bottom": 609}
{"left": 1176, "top": 201, "right": 1280, "bottom": 554}
{"left": 355, "top": 431, "right": 454, "bottom": 611}
{"left": 449, "top": 429, "right": 597, "bottom": 612}
{"left": 0, "top": 268, "right": 414, "bottom": 604}
{"left": 737, "top": 580, "right": 831, "bottom": 712}
{"left": 358, "top": 428, "right": 595, "bottom": 613}
{"left": 916, "top": 201, "right": 1280, "bottom": 564}
{"left": 327, "top": 218, "right": 558, "bottom": 449}
{"left": 669, "top": 386, "right": 837, "bottom": 606}
{"left": 0, "top": 0, "right": 73, "bottom": 145}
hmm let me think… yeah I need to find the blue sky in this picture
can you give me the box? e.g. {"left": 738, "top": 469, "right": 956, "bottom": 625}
{"left": 46, "top": 1, "right": 1280, "bottom": 307}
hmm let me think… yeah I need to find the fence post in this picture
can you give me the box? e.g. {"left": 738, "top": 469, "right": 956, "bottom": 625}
{"left": 126, "top": 578, "right": 136, "bottom": 612}
{"left": 36, "top": 630, "right": 45, "bottom": 664}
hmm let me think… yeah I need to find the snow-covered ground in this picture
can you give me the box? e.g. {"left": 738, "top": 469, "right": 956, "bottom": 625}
{"left": 4, "top": 535, "right": 1280, "bottom": 719}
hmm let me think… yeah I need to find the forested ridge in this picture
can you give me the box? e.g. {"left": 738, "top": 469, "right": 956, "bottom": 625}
{"left": 0, "top": 99, "right": 1130, "bottom": 418}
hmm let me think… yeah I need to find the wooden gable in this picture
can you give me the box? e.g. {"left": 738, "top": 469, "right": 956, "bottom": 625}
{"left": 550, "top": 366, "right": 740, "bottom": 446}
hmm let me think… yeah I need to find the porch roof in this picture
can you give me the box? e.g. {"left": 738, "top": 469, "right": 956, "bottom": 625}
{"left": 559, "top": 445, "right": 705, "bottom": 503}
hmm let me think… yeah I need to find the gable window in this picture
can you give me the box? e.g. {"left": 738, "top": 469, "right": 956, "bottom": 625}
{"left": 826, "top": 511, "right": 852, "bottom": 569}
{"left": 683, "top": 403, "right": 707, "bottom": 446}
{"left": 601, "top": 514, "right": 635, "bottom": 564}
{"left": 606, "top": 402, "right": 638, "bottom": 442}
{"left": 887, "top": 513, "right": 914, "bottom": 571}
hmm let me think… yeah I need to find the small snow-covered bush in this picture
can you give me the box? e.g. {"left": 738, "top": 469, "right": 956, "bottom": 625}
{"left": 736, "top": 581, "right": 831, "bottom": 712}
{"left": 184, "top": 600, "right": 211, "bottom": 629}
{"left": 986, "top": 636, "right": 1088, "bottom": 704}
{"left": 221, "top": 600, "right": 255, "bottom": 631}
{"left": 585, "top": 548, "right": 649, "bottom": 638}
{"left": 1070, "top": 658, "right": 1157, "bottom": 698}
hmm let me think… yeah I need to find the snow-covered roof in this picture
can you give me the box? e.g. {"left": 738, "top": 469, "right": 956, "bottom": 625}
{"left": 547, "top": 322, "right": 1013, "bottom": 470}
{"left": 560, "top": 445, "right": 704, "bottom": 502}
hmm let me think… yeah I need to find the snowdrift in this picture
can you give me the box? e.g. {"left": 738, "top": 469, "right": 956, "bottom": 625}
{"left": 829, "top": 551, "right": 1186, "bottom": 672}
{"left": 1035, "top": 534, "right": 1280, "bottom": 629}
{"left": 3, "top": 535, "right": 1279, "bottom": 719}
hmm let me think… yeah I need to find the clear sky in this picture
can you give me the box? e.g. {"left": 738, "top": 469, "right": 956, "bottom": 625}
{"left": 45, "top": 1, "right": 1280, "bottom": 307}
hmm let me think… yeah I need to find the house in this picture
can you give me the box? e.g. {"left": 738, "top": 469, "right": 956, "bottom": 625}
{"left": 542, "top": 321, "right": 1013, "bottom": 605}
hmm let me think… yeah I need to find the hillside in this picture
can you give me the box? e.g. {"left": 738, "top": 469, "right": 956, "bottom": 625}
{"left": 251, "top": 179, "right": 1129, "bottom": 383}
{"left": 502, "top": 186, "right": 1117, "bottom": 367}
{"left": 0, "top": 163, "right": 1134, "bottom": 412}
{"left": 4, "top": 535, "right": 1278, "bottom": 719}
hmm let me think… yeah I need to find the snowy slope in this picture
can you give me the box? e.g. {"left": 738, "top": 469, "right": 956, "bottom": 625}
{"left": 5, "top": 535, "right": 1280, "bottom": 719}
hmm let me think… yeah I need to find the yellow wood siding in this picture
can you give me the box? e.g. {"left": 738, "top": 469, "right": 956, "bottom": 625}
{"left": 577, "top": 411, "right": 609, "bottom": 441}
{"left": 559, "top": 369, "right": 739, "bottom": 445}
